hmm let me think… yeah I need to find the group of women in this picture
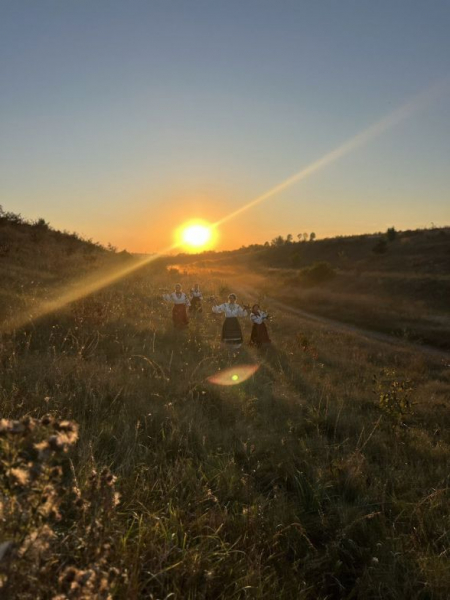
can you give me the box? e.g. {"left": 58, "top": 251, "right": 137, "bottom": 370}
{"left": 162, "top": 284, "right": 271, "bottom": 347}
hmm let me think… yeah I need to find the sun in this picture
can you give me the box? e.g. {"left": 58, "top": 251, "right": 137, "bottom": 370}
{"left": 176, "top": 220, "right": 216, "bottom": 251}
{"left": 182, "top": 224, "right": 211, "bottom": 247}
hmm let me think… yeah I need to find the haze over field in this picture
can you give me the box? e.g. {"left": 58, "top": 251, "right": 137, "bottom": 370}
{"left": 1, "top": 1, "right": 450, "bottom": 252}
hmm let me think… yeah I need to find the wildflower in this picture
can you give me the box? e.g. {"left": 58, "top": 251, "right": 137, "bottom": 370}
{"left": 56, "top": 420, "right": 77, "bottom": 434}
{"left": 10, "top": 467, "right": 30, "bottom": 486}
{"left": 58, "top": 566, "right": 78, "bottom": 585}
{"left": 48, "top": 428, "right": 78, "bottom": 452}
{"left": 18, "top": 525, "right": 55, "bottom": 558}
{"left": 0, "top": 419, "right": 24, "bottom": 435}
{"left": 34, "top": 440, "right": 50, "bottom": 460}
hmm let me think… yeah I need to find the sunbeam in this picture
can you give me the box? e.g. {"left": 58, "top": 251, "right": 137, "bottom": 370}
{"left": 212, "top": 78, "right": 448, "bottom": 228}
{"left": 3, "top": 242, "right": 178, "bottom": 332}
{"left": 3, "top": 77, "right": 448, "bottom": 333}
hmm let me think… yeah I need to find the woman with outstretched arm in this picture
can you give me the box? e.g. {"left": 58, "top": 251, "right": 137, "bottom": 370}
{"left": 249, "top": 304, "right": 271, "bottom": 347}
{"left": 189, "top": 283, "right": 203, "bottom": 314}
{"left": 212, "top": 293, "right": 247, "bottom": 345}
{"left": 163, "top": 284, "right": 190, "bottom": 329}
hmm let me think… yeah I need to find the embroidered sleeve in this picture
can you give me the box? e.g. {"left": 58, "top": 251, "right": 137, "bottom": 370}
{"left": 212, "top": 303, "right": 225, "bottom": 314}
{"left": 237, "top": 305, "right": 248, "bottom": 317}
{"left": 184, "top": 294, "right": 191, "bottom": 306}
{"left": 251, "top": 313, "right": 263, "bottom": 324}
{"left": 163, "top": 293, "right": 171, "bottom": 302}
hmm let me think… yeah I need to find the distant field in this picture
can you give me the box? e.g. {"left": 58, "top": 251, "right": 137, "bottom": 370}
{"left": 171, "top": 227, "right": 450, "bottom": 351}
{"left": 1, "top": 220, "right": 450, "bottom": 599}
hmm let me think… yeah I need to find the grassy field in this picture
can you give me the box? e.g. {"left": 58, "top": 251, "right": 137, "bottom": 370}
{"left": 1, "top": 221, "right": 450, "bottom": 599}
{"left": 171, "top": 227, "right": 450, "bottom": 351}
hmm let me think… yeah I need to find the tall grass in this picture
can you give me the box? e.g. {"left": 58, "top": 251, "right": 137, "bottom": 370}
{"left": 1, "top": 262, "right": 449, "bottom": 598}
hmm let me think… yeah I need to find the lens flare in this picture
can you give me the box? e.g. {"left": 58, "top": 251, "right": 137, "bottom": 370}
{"left": 207, "top": 364, "right": 260, "bottom": 386}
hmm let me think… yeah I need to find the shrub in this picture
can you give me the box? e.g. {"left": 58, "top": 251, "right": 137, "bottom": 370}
{"left": 373, "top": 372, "right": 414, "bottom": 427}
{"left": 290, "top": 252, "right": 302, "bottom": 268}
{"left": 0, "top": 415, "right": 125, "bottom": 598}
{"left": 33, "top": 218, "right": 50, "bottom": 230}
{"left": 372, "top": 239, "right": 388, "bottom": 254}
{"left": 299, "top": 261, "right": 335, "bottom": 285}
{"left": 386, "top": 227, "right": 397, "bottom": 242}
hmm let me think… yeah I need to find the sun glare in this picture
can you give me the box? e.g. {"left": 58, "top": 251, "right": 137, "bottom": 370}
{"left": 177, "top": 221, "right": 215, "bottom": 251}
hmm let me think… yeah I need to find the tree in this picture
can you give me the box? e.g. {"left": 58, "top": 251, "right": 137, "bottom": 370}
{"left": 302, "top": 233, "right": 308, "bottom": 242}
{"left": 309, "top": 232, "right": 316, "bottom": 242}
{"left": 271, "top": 236, "right": 284, "bottom": 247}
{"left": 386, "top": 227, "right": 397, "bottom": 242}
{"left": 285, "top": 234, "right": 293, "bottom": 244}
{"left": 34, "top": 218, "right": 50, "bottom": 229}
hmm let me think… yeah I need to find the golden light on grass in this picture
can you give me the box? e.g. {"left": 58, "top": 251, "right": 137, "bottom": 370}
{"left": 176, "top": 220, "right": 216, "bottom": 251}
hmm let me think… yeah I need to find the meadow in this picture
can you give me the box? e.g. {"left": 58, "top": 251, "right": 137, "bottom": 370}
{"left": 1, "top": 216, "right": 449, "bottom": 599}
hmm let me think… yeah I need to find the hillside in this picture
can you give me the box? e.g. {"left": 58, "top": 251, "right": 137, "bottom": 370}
{"left": 169, "top": 227, "right": 450, "bottom": 349}
{"left": 1, "top": 218, "right": 449, "bottom": 599}
{"left": 0, "top": 207, "right": 131, "bottom": 325}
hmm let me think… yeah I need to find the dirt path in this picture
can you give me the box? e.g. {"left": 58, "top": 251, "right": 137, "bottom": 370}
{"left": 234, "top": 281, "right": 450, "bottom": 361}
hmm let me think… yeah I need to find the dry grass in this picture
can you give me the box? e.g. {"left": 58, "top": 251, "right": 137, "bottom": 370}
{"left": 1, "top": 236, "right": 450, "bottom": 598}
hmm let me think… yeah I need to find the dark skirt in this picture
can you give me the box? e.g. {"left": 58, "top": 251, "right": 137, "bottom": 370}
{"left": 222, "top": 317, "right": 243, "bottom": 344}
{"left": 250, "top": 322, "right": 271, "bottom": 347}
{"left": 172, "top": 304, "right": 189, "bottom": 328}
{"left": 189, "top": 296, "right": 202, "bottom": 313}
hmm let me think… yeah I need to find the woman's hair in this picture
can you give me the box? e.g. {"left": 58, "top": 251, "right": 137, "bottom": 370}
{"left": 228, "top": 293, "right": 237, "bottom": 300}
{"left": 175, "top": 283, "right": 182, "bottom": 289}
{"left": 252, "top": 304, "right": 260, "bottom": 313}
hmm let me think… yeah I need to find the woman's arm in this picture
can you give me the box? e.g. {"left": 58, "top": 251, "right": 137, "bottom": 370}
{"left": 237, "top": 306, "right": 248, "bottom": 317}
{"left": 251, "top": 313, "right": 263, "bottom": 324}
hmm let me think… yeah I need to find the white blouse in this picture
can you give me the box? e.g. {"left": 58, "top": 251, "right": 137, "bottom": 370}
{"left": 163, "top": 292, "right": 190, "bottom": 306}
{"left": 191, "top": 289, "right": 203, "bottom": 299}
{"left": 250, "top": 311, "right": 268, "bottom": 325}
{"left": 212, "top": 303, "right": 247, "bottom": 318}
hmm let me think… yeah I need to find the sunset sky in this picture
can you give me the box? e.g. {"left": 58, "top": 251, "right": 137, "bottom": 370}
{"left": 1, "top": 1, "right": 449, "bottom": 253}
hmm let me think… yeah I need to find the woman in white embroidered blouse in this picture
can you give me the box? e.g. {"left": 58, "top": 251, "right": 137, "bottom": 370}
{"left": 250, "top": 304, "right": 271, "bottom": 347}
{"left": 212, "top": 293, "right": 247, "bottom": 345}
{"left": 163, "top": 284, "right": 190, "bottom": 328}
{"left": 189, "top": 283, "right": 203, "bottom": 314}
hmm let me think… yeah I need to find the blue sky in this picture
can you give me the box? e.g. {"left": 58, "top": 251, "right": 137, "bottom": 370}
{"left": 1, "top": 1, "right": 449, "bottom": 251}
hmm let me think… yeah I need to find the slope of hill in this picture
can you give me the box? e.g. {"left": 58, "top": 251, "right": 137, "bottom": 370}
{"left": 1, "top": 217, "right": 449, "bottom": 598}
{"left": 0, "top": 207, "right": 130, "bottom": 324}
{"left": 169, "top": 227, "right": 450, "bottom": 349}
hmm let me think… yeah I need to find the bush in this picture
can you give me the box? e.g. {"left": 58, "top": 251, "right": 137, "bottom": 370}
{"left": 0, "top": 415, "right": 125, "bottom": 598}
{"left": 386, "top": 227, "right": 397, "bottom": 242}
{"left": 299, "top": 261, "right": 335, "bottom": 285}
{"left": 372, "top": 239, "right": 388, "bottom": 254}
{"left": 33, "top": 218, "right": 50, "bottom": 230}
{"left": 290, "top": 252, "right": 302, "bottom": 268}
